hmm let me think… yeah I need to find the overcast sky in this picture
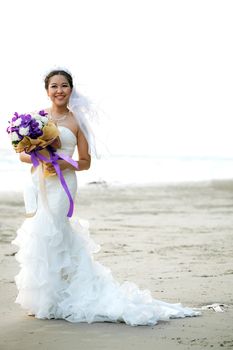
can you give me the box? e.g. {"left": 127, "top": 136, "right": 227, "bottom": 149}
{"left": 1, "top": 0, "right": 233, "bottom": 157}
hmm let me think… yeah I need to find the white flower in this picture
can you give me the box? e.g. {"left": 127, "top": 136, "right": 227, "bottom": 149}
{"left": 13, "top": 118, "right": 21, "bottom": 127}
{"left": 11, "top": 132, "right": 20, "bottom": 142}
{"left": 37, "top": 120, "right": 43, "bottom": 129}
{"left": 41, "top": 116, "right": 48, "bottom": 124}
{"left": 19, "top": 126, "right": 30, "bottom": 136}
{"left": 33, "top": 114, "right": 42, "bottom": 120}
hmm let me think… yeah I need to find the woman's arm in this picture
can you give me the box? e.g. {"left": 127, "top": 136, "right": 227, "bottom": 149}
{"left": 76, "top": 128, "right": 91, "bottom": 171}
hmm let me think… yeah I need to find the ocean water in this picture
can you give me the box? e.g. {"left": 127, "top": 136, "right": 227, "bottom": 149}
{"left": 1, "top": 149, "right": 233, "bottom": 192}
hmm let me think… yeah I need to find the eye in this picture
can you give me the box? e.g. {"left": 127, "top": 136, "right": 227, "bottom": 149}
{"left": 50, "top": 85, "right": 57, "bottom": 88}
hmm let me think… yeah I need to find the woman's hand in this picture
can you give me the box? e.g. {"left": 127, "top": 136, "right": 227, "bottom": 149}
{"left": 19, "top": 152, "right": 32, "bottom": 164}
{"left": 44, "top": 159, "right": 77, "bottom": 175}
{"left": 50, "top": 137, "right": 61, "bottom": 149}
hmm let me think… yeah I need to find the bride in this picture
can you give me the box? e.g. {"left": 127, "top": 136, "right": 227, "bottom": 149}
{"left": 12, "top": 69, "right": 201, "bottom": 326}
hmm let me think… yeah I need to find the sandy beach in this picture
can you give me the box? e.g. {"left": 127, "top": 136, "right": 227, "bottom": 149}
{"left": 0, "top": 181, "right": 233, "bottom": 349}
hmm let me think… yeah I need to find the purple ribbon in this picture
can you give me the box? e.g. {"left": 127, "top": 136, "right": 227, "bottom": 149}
{"left": 30, "top": 147, "right": 78, "bottom": 217}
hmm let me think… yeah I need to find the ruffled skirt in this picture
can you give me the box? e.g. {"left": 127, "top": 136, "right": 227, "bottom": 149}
{"left": 12, "top": 169, "right": 201, "bottom": 326}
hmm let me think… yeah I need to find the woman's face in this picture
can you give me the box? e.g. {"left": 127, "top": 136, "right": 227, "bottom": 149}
{"left": 47, "top": 74, "right": 72, "bottom": 107}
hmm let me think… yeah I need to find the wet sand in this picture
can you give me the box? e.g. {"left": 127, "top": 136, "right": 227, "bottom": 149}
{"left": 0, "top": 181, "right": 233, "bottom": 349}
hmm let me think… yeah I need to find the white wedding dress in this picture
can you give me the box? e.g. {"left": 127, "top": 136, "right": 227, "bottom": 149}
{"left": 12, "top": 126, "right": 201, "bottom": 326}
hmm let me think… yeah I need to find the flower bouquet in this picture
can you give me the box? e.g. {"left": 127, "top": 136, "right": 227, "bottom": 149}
{"left": 6, "top": 110, "right": 60, "bottom": 177}
{"left": 7, "top": 110, "right": 78, "bottom": 217}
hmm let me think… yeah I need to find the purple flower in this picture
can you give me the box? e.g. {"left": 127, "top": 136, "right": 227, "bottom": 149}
{"left": 12, "top": 113, "right": 19, "bottom": 122}
{"left": 20, "top": 114, "right": 32, "bottom": 128}
{"left": 11, "top": 126, "right": 18, "bottom": 132}
{"left": 29, "top": 128, "right": 43, "bottom": 139}
{"left": 28, "top": 120, "right": 43, "bottom": 138}
{"left": 30, "top": 120, "right": 39, "bottom": 128}
{"left": 29, "top": 119, "right": 43, "bottom": 138}
{"left": 39, "top": 110, "right": 48, "bottom": 117}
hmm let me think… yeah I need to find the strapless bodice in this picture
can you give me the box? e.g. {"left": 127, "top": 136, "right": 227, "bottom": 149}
{"left": 58, "top": 126, "right": 77, "bottom": 157}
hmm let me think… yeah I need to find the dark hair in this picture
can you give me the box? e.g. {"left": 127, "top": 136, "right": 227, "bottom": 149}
{"left": 44, "top": 70, "right": 73, "bottom": 90}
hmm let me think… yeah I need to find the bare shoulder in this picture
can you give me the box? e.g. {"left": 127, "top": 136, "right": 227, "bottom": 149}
{"left": 69, "top": 112, "right": 80, "bottom": 135}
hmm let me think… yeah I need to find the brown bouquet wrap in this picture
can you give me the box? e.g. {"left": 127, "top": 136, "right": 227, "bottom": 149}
{"left": 15, "top": 121, "right": 61, "bottom": 177}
